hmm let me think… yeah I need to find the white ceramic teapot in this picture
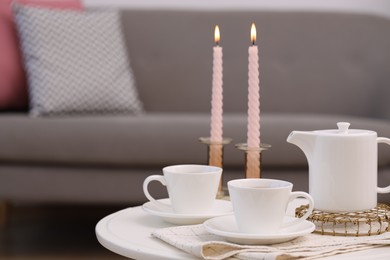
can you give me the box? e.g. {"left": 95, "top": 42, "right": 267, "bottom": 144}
{"left": 287, "top": 122, "right": 390, "bottom": 212}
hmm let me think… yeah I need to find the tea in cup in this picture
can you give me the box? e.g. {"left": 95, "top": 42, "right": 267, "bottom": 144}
{"left": 143, "top": 164, "right": 222, "bottom": 214}
{"left": 228, "top": 178, "right": 314, "bottom": 234}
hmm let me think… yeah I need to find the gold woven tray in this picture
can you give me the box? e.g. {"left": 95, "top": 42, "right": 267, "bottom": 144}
{"left": 295, "top": 204, "right": 390, "bottom": 236}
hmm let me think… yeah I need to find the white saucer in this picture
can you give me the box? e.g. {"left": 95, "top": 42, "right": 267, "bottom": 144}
{"left": 203, "top": 215, "right": 315, "bottom": 245}
{"left": 142, "top": 199, "right": 233, "bottom": 225}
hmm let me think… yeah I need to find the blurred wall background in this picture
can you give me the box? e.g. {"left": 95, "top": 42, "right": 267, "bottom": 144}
{"left": 83, "top": 0, "right": 390, "bottom": 18}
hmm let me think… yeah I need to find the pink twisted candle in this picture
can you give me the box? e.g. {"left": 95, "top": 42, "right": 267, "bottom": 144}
{"left": 247, "top": 23, "right": 260, "bottom": 148}
{"left": 210, "top": 26, "right": 223, "bottom": 143}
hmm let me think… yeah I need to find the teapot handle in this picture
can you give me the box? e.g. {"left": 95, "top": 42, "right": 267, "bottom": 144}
{"left": 377, "top": 137, "right": 390, "bottom": 194}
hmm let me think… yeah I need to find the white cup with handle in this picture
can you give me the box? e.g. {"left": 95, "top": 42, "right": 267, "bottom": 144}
{"left": 228, "top": 178, "right": 314, "bottom": 234}
{"left": 143, "top": 164, "right": 222, "bottom": 214}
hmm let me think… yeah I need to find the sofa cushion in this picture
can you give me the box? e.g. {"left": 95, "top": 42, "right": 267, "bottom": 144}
{"left": 119, "top": 10, "right": 390, "bottom": 121}
{"left": 0, "top": 0, "right": 83, "bottom": 111}
{"left": 0, "top": 113, "right": 388, "bottom": 168}
{"left": 13, "top": 5, "right": 143, "bottom": 116}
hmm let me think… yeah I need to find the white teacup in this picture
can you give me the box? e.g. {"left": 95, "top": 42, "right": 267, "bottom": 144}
{"left": 143, "top": 164, "right": 222, "bottom": 214}
{"left": 228, "top": 179, "right": 314, "bottom": 234}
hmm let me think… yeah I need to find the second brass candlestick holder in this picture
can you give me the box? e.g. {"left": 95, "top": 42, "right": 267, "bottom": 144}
{"left": 236, "top": 143, "right": 271, "bottom": 178}
{"left": 199, "top": 137, "right": 232, "bottom": 199}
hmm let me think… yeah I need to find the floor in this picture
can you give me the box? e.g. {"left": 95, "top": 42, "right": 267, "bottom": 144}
{"left": 0, "top": 203, "right": 129, "bottom": 259}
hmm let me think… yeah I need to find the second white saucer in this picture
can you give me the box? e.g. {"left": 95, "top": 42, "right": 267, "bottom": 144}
{"left": 203, "top": 215, "right": 315, "bottom": 245}
{"left": 142, "top": 199, "right": 233, "bottom": 225}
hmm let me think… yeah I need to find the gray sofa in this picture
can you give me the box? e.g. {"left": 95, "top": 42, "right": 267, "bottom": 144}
{"left": 0, "top": 9, "right": 389, "bottom": 206}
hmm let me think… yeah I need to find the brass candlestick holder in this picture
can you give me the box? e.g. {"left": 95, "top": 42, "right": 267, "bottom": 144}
{"left": 236, "top": 143, "right": 271, "bottom": 178}
{"left": 199, "top": 137, "right": 232, "bottom": 199}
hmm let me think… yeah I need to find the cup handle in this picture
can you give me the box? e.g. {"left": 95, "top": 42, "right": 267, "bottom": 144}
{"left": 377, "top": 137, "right": 390, "bottom": 194}
{"left": 282, "top": 191, "right": 314, "bottom": 228}
{"left": 143, "top": 175, "right": 171, "bottom": 211}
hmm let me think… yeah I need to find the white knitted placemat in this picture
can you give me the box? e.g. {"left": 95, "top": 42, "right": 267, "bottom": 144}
{"left": 152, "top": 224, "right": 390, "bottom": 259}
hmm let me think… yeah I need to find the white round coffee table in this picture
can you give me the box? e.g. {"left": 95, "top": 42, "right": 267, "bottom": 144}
{"left": 96, "top": 203, "right": 390, "bottom": 260}
{"left": 96, "top": 206, "right": 197, "bottom": 260}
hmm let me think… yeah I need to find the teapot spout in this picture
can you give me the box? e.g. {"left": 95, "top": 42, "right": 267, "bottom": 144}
{"left": 287, "top": 131, "right": 316, "bottom": 161}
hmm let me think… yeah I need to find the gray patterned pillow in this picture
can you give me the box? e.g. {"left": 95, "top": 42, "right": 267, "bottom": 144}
{"left": 14, "top": 5, "right": 143, "bottom": 116}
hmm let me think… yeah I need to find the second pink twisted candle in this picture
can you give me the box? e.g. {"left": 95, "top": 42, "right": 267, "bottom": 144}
{"left": 247, "top": 23, "right": 260, "bottom": 148}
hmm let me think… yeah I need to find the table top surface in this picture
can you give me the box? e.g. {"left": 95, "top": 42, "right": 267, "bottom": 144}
{"left": 96, "top": 201, "right": 390, "bottom": 260}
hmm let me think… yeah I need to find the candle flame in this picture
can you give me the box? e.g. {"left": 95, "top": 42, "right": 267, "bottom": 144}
{"left": 250, "top": 23, "right": 257, "bottom": 45}
{"left": 214, "top": 25, "right": 220, "bottom": 45}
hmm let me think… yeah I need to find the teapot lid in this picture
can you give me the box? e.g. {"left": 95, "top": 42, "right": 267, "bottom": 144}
{"left": 337, "top": 122, "right": 350, "bottom": 134}
{"left": 314, "top": 122, "right": 376, "bottom": 136}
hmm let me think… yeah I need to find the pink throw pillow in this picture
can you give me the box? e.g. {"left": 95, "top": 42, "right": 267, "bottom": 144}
{"left": 0, "top": 0, "right": 83, "bottom": 110}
